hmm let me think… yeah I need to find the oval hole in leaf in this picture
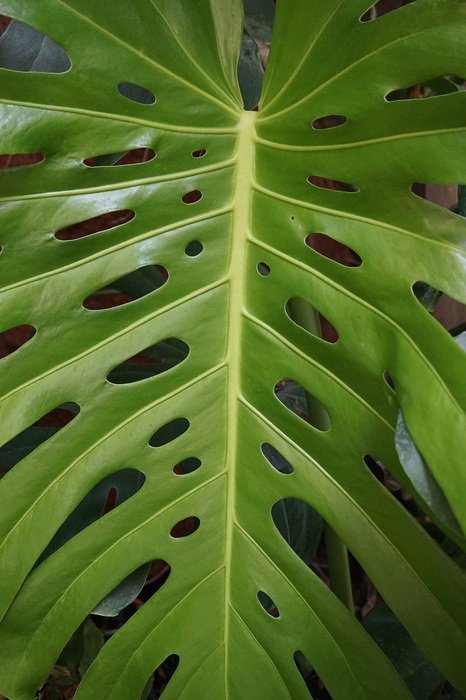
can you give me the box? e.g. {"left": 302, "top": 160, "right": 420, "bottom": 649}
{"left": 285, "top": 297, "right": 339, "bottom": 343}
{"left": 83, "top": 148, "right": 156, "bottom": 167}
{"left": 274, "top": 379, "right": 330, "bottom": 431}
{"left": 82, "top": 264, "right": 168, "bottom": 310}
{"left": 39, "top": 467, "right": 146, "bottom": 563}
{"left": 0, "top": 152, "right": 44, "bottom": 168}
{"left": 149, "top": 418, "right": 190, "bottom": 447}
{"left": 185, "top": 240, "right": 203, "bottom": 257}
{"left": 55, "top": 209, "right": 135, "bottom": 240}
{"left": 170, "top": 516, "right": 200, "bottom": 538}
{"left": 307, "top": 175, "right": 358, "bottom": 193}
{"left": 0, "top": 323, "right": 36, "bottom": 359}
{"left": 311, "top": 115, "right": 347, "bottom": 130}
{"left": 305, "top": 232, "right": 362, "bottom": 267}
{"left": 173, "top": 457, "right": 201, "bottom": 475}
{"left": 107, "top": 338, "right": 189, "bottom": 385}
{"left": 261, "top": 443, "right": 294, "bottom": 474}
{"left": 257, "top": 261, "right": 270, "bottom": 276}
{"left": 360, "top": 0, "right": 413, "bottom": 22}
{"left": 182, "top": 189, "right": 202, "bottom": 204}
{"left": 0, "top": 18, "right": 71, "bottom": 73}
{"left": 192, "top": 148, "right": 207, "bottom": 158}
{"left": 385, "top": 77, "right": 462, "bottom": 101}
{"left": 272, "top": 498, "right": 323, "bottom": 565}
{"left": 0, "top": 402, "right": 79, "bottom": 477}
{"left": 117, "top": 81, "right": 156, "bottom": 105}
{"left": 257, "top": 591, "right": 280, "bottom": 618}
{"left": 142, "top": 654, "right": 180, "bottom": 699}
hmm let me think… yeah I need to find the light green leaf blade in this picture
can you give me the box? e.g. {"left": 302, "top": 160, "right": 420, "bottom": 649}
{"left": 0, "top": 1, "right": 465, "bottom": 699}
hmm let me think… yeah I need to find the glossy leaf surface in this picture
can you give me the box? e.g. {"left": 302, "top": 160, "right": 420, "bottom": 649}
{"left": 0, "top": 1, "right": 465, "bottom": 698}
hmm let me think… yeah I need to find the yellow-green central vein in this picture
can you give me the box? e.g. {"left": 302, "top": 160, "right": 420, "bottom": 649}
{"left": 223, "top": 109, "right": 256, "bottom": 698}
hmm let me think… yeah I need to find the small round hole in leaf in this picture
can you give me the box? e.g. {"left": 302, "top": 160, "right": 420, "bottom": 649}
{"left": 185, "top": 240, "right": 203, "bottom": 257}
{"left": 257, "top": 262, "right": 270, "bottom": 276}
{"left": 192, "top": 149, "right": 207, "bottom": 158}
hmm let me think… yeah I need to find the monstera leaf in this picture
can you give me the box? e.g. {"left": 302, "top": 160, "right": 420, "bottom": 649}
{"left": 0, "top": 1, "right": 465, "bottom": 698}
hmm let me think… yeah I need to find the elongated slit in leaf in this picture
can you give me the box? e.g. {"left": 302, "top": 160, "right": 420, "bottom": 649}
{"left": 360, "top": 1, "right": 415, "bottom": 23}
{"left": 261, "top": 443, "right": 294, "bottom": 474}
{"left": 55, "top": 210, "right": 135, "bottom": 240}
{"left": 257, "top": 591, "right": 280, "bottom": 618}
{"left": 93, "top": 559, "right": 170, "bottom": 618}
{"left": 0, "top": 324, "right": 36, "bottom": 359}
{"left": 82, "top": 264, "right": 168, "bottom": 309}
{"left": 0, "top": 17, "right": 70, "bottom": 72}
{"left": 274, "top": 379, "right": 330, "bottom": 431}
{"left": 143, "top": 654, "right": 179, "bottom": 699}
{"left": 149, "top": 418, "right": 190, "bottom": 447}
{"left": 311, "top": 115, "right": 347, "bottom": 130}
{"left": 0, "top": 152, "right": 44, "bottom": 168}
{"left": 286, "top": 297, "right": 339, "bottom": 343}
{"left": 0, "top": 403, "right": 80, "bottom": 475}
{"left": 307, "top": 175, "right": 359, "bottom": 193}
{"left": 38, "top": 468, "right": 146, "bottom": 565}
{"left": 83, "top": 148, "right": 156, "bottom": 167}
{"left": 107, "top": 338, "right": 189, "bottom": 384}
{"left": 305, "top": 233, "right": 362, "bottom": 267}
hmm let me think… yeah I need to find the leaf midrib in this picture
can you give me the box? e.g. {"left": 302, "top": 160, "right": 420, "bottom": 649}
{"left": 223, "top": 109, "right": 257, "bottom": 698}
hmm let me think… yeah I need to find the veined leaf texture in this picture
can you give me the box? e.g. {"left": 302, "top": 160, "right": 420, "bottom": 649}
{"left": 0, "top": 1, "right": 465, "bottom": 698}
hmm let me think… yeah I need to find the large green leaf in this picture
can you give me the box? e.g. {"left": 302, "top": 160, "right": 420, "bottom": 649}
{"left": 0, "top": 1, "right": 465, "bottom": 698}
